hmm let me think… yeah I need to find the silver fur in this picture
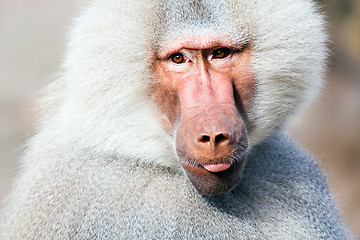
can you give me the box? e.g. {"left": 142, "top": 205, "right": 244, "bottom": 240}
{"left": 0, "top": 0, "right": 351, "bottom": 239}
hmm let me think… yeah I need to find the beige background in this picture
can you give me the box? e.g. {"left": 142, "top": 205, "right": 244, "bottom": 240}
{"left": 0, "top": 0, "right": 89, "bottom": 197}
{"left": 0, "top": 0, "right": 359, "bottom": 238}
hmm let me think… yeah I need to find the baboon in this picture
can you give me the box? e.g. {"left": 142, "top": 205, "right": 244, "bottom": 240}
{"left": 0, "top": 0, "right": 351, "bottom": 239}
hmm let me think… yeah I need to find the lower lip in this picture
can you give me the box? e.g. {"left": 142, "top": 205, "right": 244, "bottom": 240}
{"left": 202, "top": 163, "right": 232, "bottom": 173}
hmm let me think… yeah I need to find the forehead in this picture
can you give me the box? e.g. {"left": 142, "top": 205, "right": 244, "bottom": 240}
{"left": 159, "top": 0, "right": 231, "bottom": 39}
{"left": 162, "top": 0, "right": 228, "bottom": 27}
{"left": 157, "top": 0, "right": 248, "bottom": 55}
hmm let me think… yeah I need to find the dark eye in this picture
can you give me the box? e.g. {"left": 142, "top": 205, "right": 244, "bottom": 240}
{"left": 170, "top": 53, "right": 185, "bottom": 64}
{"left": 212, "top": 48, "right": 231, "bottom": 59}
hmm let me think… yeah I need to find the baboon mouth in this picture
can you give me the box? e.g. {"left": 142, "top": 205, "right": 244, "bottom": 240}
{"left": 180, "top": 160, "right": 233, "bottom": 173}
{"left": 180, "top": 157, "right": 245, "bottom": 195}
{"left": 202, "top": 162, "right": 232, "bottom": 172}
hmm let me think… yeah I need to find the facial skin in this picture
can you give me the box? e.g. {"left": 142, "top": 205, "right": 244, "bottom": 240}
{"left": 154, "top": 37, "right": 255, "bottom": 195}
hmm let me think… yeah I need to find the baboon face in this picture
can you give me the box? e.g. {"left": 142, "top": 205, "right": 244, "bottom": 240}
{"left": 154, "top": 36, "right": 254, "bottom": 195}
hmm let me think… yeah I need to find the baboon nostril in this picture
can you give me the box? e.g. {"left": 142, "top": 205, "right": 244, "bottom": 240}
{"left": 214, "top": 133, "right": 230, "bottom": 145}
{"left": 198, "top": 135, "right": 211, "bottom": 143}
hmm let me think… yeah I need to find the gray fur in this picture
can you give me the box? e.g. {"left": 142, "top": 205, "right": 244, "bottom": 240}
{"left": 0, "top": 133, "right": 349, "bottom": 239}
{"left": 0, "top": 0, "right": 351, "bottom": 239}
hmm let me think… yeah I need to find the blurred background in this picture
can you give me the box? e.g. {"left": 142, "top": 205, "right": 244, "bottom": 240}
{"left": 0, "top": 0, "right": 359, "bottom": 237}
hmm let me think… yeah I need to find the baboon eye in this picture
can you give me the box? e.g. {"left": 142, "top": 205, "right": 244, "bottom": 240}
{"left": 212, "top": 48, "right": 231, "bottom": 59}
{"left": 170, "top": 53, "right": 186, "bottom": 64}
